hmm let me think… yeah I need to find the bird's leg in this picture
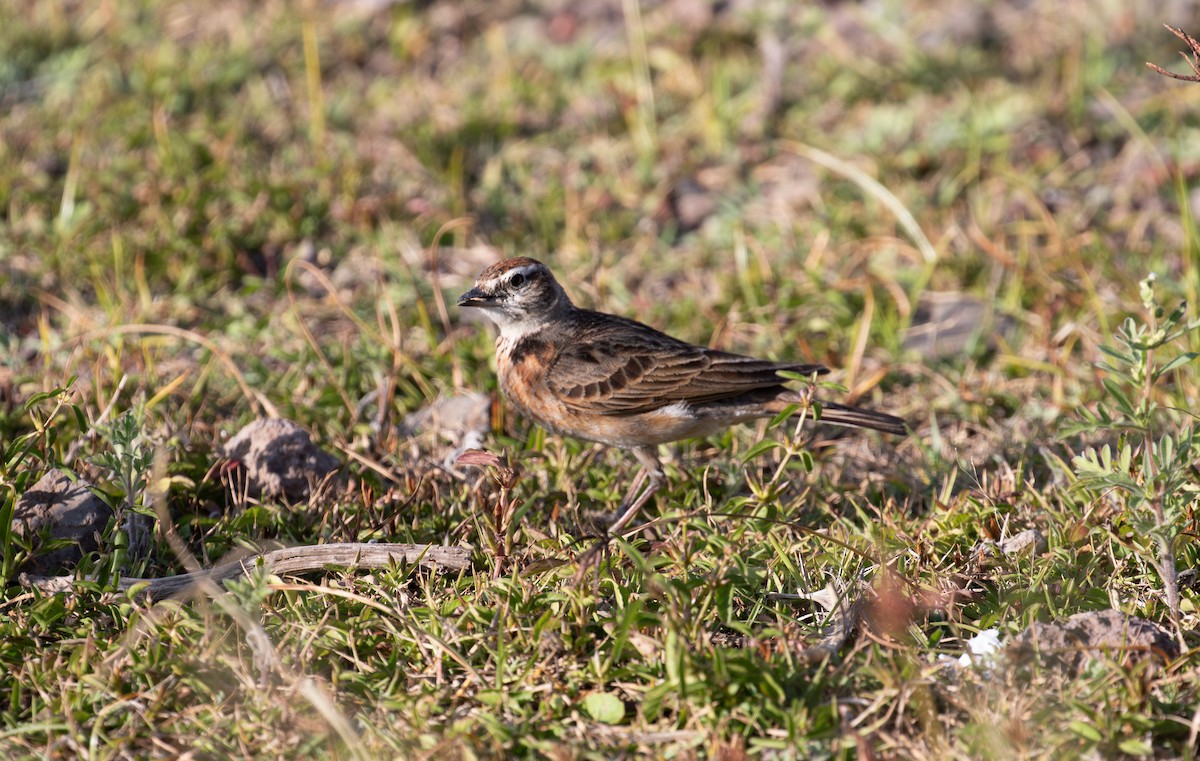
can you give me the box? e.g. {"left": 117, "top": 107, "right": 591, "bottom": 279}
{"left": 575, "top": 448, "right": 666, "bottom": 581}
{"left": 615, "top": 466, "right": 650, "bottom": 512}
{"left": 607, "top": 447, "right": 665, "bottom": 537}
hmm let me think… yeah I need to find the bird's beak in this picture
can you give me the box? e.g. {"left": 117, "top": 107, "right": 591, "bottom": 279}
{"left": 457, "top": 287, "right": 494, "bottom": 308}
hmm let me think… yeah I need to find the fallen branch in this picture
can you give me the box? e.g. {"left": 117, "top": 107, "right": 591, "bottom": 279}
{"left": 20, "top": 542, "right": 472, "bottom": 602}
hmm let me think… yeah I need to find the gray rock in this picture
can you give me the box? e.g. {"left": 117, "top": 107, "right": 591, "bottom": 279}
{"left": 221, "top": 418, "right": 339, "bottom": 501}
{"left": 903, "top": 292, "right": 1016, "bottom": 360}
{"left": 12, "top": 469, "right": 112, "bottom": 574}
{"left": 400, "top": 392, "right": 493, "bottom": 469}
{"left": 1007, "top": 610, "right": 1178, "bottom": 674}
{"left": 998, "top": 528, "right": 1047, "bottom": 556}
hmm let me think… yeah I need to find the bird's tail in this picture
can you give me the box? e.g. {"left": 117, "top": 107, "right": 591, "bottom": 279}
{"left": 813, "top": 400, "right": 907, "bottom": 435}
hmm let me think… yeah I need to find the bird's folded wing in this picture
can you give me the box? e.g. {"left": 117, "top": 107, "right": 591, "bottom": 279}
{"left": 546, "top": 332, "right": 828, "bottom": 416}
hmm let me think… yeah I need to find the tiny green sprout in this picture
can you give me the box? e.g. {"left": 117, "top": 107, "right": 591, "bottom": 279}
{"left": 1139, "top": 273, "right": 1158, "bottom": 315}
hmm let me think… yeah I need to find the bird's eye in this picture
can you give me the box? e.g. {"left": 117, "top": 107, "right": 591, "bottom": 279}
{"left": 510, "top": 273, "right": 526, "bottom": 288}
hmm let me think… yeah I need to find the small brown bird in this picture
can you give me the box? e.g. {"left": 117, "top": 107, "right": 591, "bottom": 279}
{"left": 458, "top": 257, "right": 906, "bottom": 538}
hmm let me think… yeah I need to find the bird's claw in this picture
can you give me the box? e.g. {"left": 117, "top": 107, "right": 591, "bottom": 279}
{"left": 573, "top": 534, "right": 613, "bottom": 584}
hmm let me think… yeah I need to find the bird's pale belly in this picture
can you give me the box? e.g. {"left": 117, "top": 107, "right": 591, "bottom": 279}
{"left": 501, "top": 370, "right": 761, "bottom": 449}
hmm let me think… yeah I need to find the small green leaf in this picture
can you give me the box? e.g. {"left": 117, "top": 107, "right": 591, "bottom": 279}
{"left": 1068, "top": 720, "right": 1102, "bottom": 742}
{"left": 641, "top": 682, "right": 670, "bottom": 722}
{"left": 582, "top": 692, "right": 625, "bottom": 724}
{"left": 71, "top": 403, "right": 88, "bottom": 432}
{"left": 477, "top": 689, "right": 504, "bottom": 707}
{"left": 1164, "top": 301, "right": 1188, "bottom": 328}
{"left": 715, "top": 583, "right": 734, "bottom": 624}
{"left": 797, "top": 450, "right": 814, "bottom": 472}
{"left": 742, "top": 439, "right": 781, "bottom": 461}
{"left": 1117, "top": 444, "right": 1131, "bottom": 473}
{"left": 24, "top": 390, "right": 56, "bottom": 409}
{"left": 768, "top": 403, "right": 800, "bottom": 428}
{"left": 1153, "top": 352, "right": 1199, "bottom": 380}
{"left": 1117, "top": 738, "right": 1153, "bottom": 756}
{"left": 1070, "top": 456, "right": 1099, "bottom": 475}
{"left": 1098, "top": 344, "right": 1136, "bottom": 365}
{"left": 1100, "top": 379, "right": 1134, "bottom": 417}
{"left": 777, "top": 370, "right": 823, "bottom": 383}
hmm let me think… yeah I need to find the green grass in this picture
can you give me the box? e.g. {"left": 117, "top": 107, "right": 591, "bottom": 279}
{"left": 2, "top": 0, "right": 1199, "bottom": 757}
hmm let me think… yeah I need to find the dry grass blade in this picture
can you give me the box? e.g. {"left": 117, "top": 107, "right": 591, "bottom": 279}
{"left": 283, "top": 257, "right": 358, "bottom": 419}
{"left": 64, "top": 323, "right": 279, "bottom": 417}
{"left": 427, "top": 217, "right": 475, "bottom": 389}
{"left": 782, "top": 141, "right": 938, "bottom": 266}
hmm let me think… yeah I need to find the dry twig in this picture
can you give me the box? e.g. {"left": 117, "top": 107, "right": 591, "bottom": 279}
{"left": 1147, "top": 24, "right": 1200, "bottom": 82}
{"left": 21, "top": 542, "right": 471, "bottom": 602}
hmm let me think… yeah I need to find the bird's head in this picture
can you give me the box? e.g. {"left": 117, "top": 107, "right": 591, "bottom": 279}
{"left": 457, "top": 257, "right": 571, "bottom": 333}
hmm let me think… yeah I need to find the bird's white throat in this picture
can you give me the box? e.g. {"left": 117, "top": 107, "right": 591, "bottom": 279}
{"left": 487, "top": 310, "right": 550, "bottom": 343}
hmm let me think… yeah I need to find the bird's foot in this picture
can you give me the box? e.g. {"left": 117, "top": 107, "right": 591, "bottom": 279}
{"left": 577, "top": 507, "right": 621, "bottom": 537}
{"left": 572, "top": 506, "right": 654, "bottom": 584}
{"left": 573, "top": 533, "right": 613, "bottom": 584}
